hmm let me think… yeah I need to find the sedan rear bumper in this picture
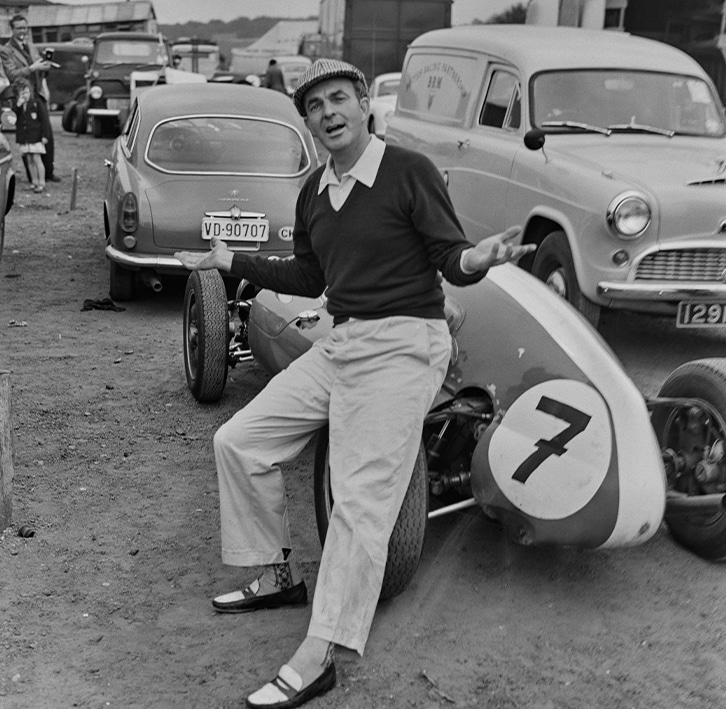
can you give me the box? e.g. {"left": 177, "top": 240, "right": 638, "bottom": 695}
{"left": 106, "top": 244, "right": 185, "bottom": 270}
{"left": 598, "top": 281, "right": 726, "bottom": 301}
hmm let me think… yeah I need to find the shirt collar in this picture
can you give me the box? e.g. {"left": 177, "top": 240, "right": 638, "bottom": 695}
{"left": 318, "top": 135, "right": 386, "bottom": 195}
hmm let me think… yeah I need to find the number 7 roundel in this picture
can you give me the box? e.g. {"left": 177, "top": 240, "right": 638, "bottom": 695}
{"left": 488, "top": 379, "right": 612, "bottom": 520}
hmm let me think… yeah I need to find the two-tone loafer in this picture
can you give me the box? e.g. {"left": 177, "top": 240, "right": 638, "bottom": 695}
{"left": 246, "top": 662, "right": 336, "bottom": 708}
{"left": 212, "top": 579, "right": 308, "bottom": 613}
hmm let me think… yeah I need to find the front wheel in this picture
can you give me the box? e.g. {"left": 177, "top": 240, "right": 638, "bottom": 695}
{"left": 313, "top": 427, "right": 428, "bottom": 600}
{"left": 91, "top": 116, "right": 104, "bottom": 138}
{"left": 61, "top": 101, "right": 76, "bottom": 132}
{"left": 651, "top": 358, "right": 726, "bottom": 561}
{"left": 531, "top": 230, "right": 601, "bottom": 328}
{"left": 183, "top": 269, "right": 229, "bottom": 402}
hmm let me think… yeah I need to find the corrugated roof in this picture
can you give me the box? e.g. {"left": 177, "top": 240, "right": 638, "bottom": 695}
{"left": 27, "top": 1, "right": 155, "bottom": 25}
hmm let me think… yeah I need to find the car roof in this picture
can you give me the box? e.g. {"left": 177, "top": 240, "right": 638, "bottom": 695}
{"left": 137, "top": 83, "right": 303, "bottom": 123}
{"left": 374, "top": 72, "right": 401, "bottom": 82}
{"left": 95, "top": 32, "right": 161, "bottom": 41}
{"left": 410, "top": 25, "right": 705, "bottom": 77}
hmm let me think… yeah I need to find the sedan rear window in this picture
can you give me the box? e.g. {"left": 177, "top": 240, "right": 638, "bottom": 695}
{"left": 145, "top": 116, "right": 311, "bottom": 175}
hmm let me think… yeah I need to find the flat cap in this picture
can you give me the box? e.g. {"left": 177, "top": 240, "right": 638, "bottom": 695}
{"left": 292, "top": 58, "right": 367, "bottom": 116}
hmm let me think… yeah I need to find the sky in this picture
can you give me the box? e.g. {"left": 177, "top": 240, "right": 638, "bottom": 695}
{"left": 57, "top": 0, "right": 519, "bottom": 26}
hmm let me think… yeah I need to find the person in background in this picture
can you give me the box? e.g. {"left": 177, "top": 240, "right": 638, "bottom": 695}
{"left": 13, "top": 77, "right": 50, "bottom": 193}
{"left": 264, "top": 58, "right": 287, "bottom": 94}
{"left": 172, "top": 53, "right": 183, "bottom": 69}
{"left": 0, "top": 14, "right": 59, "bottom": 183}
{"left": 175, "top": 58, "right": 535, "bottom": 709}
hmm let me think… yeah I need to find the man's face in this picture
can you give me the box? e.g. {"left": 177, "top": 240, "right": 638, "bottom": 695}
{"left": 11, "top": 20, "right": 29, "bottom": 44}
{"left": 303, "top": 78, "right": 369, "bottom": 154}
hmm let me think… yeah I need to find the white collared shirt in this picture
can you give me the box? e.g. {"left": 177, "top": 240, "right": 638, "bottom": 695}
{"left": 317, "top": 135, "right": 386, "bottom": 211}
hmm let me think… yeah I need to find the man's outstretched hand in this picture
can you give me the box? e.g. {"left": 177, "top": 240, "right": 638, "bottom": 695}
{"left": 462, "top": 226, "right": 536, "bottom": 273}
{"left": 174, "top": 237, "right": 234, "bottom": 272}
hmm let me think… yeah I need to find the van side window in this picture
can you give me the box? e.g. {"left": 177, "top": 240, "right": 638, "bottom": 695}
{"left": 480, "top": 70, "right": 520, "bottom": 130}
{"left": 398, "top": 53, "right": 479, "bottom": 125}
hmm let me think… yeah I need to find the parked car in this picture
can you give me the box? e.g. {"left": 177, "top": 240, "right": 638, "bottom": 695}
{"left": 0, "top": 131, "right": 15, "bottom": 263}
{"left": 38, "top": 40, "right": 92, "bottom": 110}
{"left": 386, "top": 25, "right": 726, "bottom": 327}
{"left": 63, "top": 32, "right": 171, "bottom": 138}
{"left": 368, "top": 71, "right": 400, "bottom": 137}
{"left": 103, "top": 82, "right": 318, "bottom": 301}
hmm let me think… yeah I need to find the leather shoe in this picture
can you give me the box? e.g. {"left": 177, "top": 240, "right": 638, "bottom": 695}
{"left": 213, "top": 580, "right": 307, "bottom": 613}
{"left": 47, "top": 175, "right": 61, "bottom": 182}
{"left": 246, "top": 662, "right": 336, "bottom": 708}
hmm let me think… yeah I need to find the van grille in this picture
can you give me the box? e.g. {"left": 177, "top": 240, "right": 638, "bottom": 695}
{"left": 636, "top": 249, "right": 726, "bottom": 281}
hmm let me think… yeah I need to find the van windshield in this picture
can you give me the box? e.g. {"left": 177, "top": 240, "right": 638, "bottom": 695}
{"left": 532, "top": 70, "right": 726, "bottom": 137}
{"left": 95, "top": 40, "right": 167, "bottom": 66}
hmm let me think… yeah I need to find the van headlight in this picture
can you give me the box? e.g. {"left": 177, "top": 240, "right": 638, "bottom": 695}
{"left": 89, "top": 85, "right": 103, "bottom": 100}
{"left": 607, "top": 191, "right": 651, "bottom": 238}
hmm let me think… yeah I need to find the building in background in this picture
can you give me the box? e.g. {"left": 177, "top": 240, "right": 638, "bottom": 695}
{"left": 307, "top": 0, "right": 452, "bottom": 82}
{"left": 0, "top": 1, "right": 157, "bottom": 41}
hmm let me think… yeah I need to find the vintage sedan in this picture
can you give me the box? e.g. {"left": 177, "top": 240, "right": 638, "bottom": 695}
{"left": 103, "top": 82, "right": 318, "bottom": 300}
{"left": 386, "top": 26, "right": 726, "bottom": 328}
{"left": 368, "top": 71, "right": 401, "bottom": 138}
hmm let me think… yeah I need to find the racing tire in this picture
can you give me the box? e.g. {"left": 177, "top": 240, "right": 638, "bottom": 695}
{"left": 109, "top": 261, "right": 136, "bottom": 301}
{"left": 183, "top": 269, "right": 229, "bottom": 403}
{"left": 61, "top": 101, "right": 76, "bottom": 133}
{"left": 313, "top": 427, "right": 428, "bottom": 600}
{"left": 72, "top": 105, "right": 87, "bottom": 135}
{"left": 531, "top": 230, "right": 601, "bottom": 328}
{"left": 651, "top": 358, "right": 726, "bottom": 561}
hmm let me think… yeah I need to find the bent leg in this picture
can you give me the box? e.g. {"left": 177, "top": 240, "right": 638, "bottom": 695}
{"left": 214, "top": 341, "right": 335, "bottom": 567}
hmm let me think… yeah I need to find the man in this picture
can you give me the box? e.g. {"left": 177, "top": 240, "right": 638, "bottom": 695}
{"left": 264, "top": 58, "right": 287, "bottom": 93}
{"left": 175, "top": 58, "right": 535, "bottom": 708}
{"left": 1, "top": 14, "right": 59, "bottom": 183}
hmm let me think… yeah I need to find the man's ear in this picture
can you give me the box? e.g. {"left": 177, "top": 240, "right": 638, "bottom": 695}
{"left": 359, "top": 95, "right": 370, "bottom": 117}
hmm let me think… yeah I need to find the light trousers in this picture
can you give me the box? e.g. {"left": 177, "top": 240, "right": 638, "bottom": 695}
{"left": 213, "top": 316, "right": 451, "bottom": 654}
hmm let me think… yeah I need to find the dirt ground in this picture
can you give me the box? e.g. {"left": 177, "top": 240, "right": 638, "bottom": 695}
{"left": 1, "top": 116, "right": 726, "bottom": 709}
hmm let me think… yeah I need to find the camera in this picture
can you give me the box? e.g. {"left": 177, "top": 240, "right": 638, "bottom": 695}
{"left": 43, "top": 48, "right": 54, "bottom": 61}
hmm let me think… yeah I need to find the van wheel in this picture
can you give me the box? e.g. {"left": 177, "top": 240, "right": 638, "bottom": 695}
{"left": 532, "top": 230, "right": 601, "bottom": 328}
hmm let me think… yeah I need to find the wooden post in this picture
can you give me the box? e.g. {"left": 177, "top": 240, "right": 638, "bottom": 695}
{"left": 69, "top": 167, "right": 78, "bottom": 211}
{"left": 0, "top": 370, "right": 13, "bottom": 530}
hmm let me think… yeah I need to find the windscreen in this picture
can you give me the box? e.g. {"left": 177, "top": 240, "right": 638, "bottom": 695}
{"left": 532, "top": 70, "right": 725, "bottom": 136}
{"left": 95, "top": 40, "right": 167, "bottom": 66}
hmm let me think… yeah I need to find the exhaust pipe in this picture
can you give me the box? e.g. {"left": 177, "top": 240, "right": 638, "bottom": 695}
{"left": 140, "top": 269, "right": 162, "bottom": 292}
{"left": 665, "top": 491, "right": 726, "bottom": 516}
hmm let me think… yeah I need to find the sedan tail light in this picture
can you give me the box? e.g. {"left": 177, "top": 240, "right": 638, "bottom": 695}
{"left": 120, "top": 193, "right": 138, "bottom": 232}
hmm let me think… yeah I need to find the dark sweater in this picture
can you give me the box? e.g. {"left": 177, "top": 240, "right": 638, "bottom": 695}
{"left": 230, "top": 145, "right": 485, "bottom": 321}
